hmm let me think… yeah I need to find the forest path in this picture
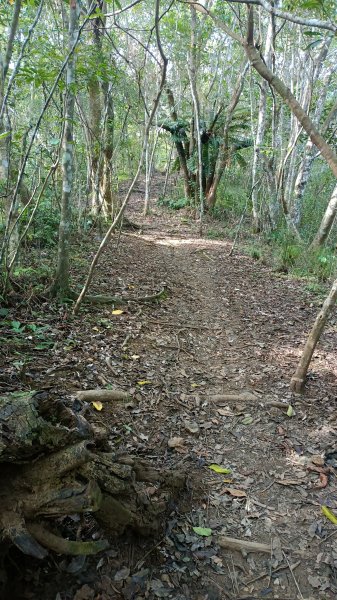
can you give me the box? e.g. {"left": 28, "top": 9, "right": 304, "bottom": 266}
{"left": 3, "top": 182, "right": 337, "bottom": 599}
{"left": 70, "top": 185, "right": 336, "bottom": 600}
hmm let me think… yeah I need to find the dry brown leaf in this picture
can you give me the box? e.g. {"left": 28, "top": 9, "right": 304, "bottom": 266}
{"left": 168, "top": 436, "right": 184, "bottom": 449}
{"left": 223, "top": 487, "right": 247, "bottom": 498}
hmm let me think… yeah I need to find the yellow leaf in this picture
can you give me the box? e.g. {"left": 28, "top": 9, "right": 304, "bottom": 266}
{"left": 223, "top": 478, "right": 233, "bottom": 484}
{"left": 92, "top": 326, "right": 100, "bottom": 331}
{"left": 209, "top": 464, "right": 231, "bottom": 474}
{"left": 191, "top": 383, "right": 200, "bottom": 388}
{"left": 322, "top": 505, "right": 337, "bottom": 525}
{"left": 137, "top": 380, "right": 152, "bottom": 385}
{"left": 287, "top": 405, "right": 294, "bottom": 417}
{"left": 112, "top": 309, "right": 123, "bottom": 315}
{"left": 92, "top": 401, "right": 103, "bottom": 411}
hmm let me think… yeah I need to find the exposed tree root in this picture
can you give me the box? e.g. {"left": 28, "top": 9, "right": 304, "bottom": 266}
{"left": 0, "top": 390, "right": 186, "bottom": 560}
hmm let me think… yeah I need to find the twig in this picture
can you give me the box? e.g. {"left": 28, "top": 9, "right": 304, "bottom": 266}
{"left": 243, "top": 560, "right": 301, "bottom": 585}
{"left": 283, "top": 551, "right": 303, "bottom": 599}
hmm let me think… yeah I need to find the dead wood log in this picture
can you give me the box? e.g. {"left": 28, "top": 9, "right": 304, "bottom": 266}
{"left": 218, "top": 535, "right": 271, "bottom": 553}
{"left": 76, "top": 389, "right": 129, "bottom": 403}
{"left": 0, "top": 390, "right": 186, "bottom": 560}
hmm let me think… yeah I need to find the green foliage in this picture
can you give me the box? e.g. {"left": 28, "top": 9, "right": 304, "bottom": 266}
{"left": 206, "top": 228, "right": 224, "bottom": 240}
{"left": 157, "top": 196, "right": 190, "bottom": 210}
{"left": 293, "top": 248, "right": 337, "bottom": 282}
{"left": 22, "top": 200, "right": 60, "bottom": 248}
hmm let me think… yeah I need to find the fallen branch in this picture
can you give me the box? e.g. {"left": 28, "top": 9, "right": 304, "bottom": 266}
{"left": 210, "top": 393, "right": 257, "bottom": 403}
{"left": 218, "top": 535, "right": 271, "bottom": 553}
{"left": 69, "top": 286, "right": 167, "bottom": 306}
{"left": 243, "top": 560, "right": 301, "bottom": 585}
{"left": 76, "top": 389, "right": 130, "bottom": 403}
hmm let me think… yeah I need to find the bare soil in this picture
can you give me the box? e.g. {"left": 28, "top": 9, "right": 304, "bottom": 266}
{"left": 1, "top": 180, "right": 337, "bottom": 600}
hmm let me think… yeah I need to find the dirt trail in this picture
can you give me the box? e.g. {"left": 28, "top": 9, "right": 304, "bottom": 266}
{"left": 2, "top": 185, "right": 337, "bottom": 599}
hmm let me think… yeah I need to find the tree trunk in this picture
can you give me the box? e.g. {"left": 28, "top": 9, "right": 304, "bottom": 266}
{"left": 290, "top": 277, "right": 337, "bottom": 392}
{"left": 188, "top": 5, "right": 204, "bottom": 227}
{"left": 100, "top": 81, "right": 114, "bottom": 218}
{"left": 206, "top": 62, "right": 248, "bottom": 209}
{"left": 243, "top": 17, "right": 337, "bottom": 180}
{"left": 0, "top": 0, "right": 22, "bottom": 268}
{"left": 166, "top": 88, "right": 193, "bottom": 199}
{"left": 51, "top": 0, "right": 79, "bottom": 297}
{"left": 290, "top": 38, "right": 332, "bottom": 226}
{"left": 310, "top": 183, "right": 337, "bottom": 250}
{"left": 250, "top": 13, "right": 274, "bottom": 232}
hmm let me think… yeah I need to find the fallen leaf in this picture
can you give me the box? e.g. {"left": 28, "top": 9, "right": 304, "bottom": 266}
{"left": 217, "top": 407, "right": 233, "bottom": 416}
{"left": 241, "top": 415, "right": 253, "bottom": 425}
{"left": 131, "top": 355, "right": 140, "bottom": 360}
{"left": 168, "top": 437, "right": 184, "bottom": 449}
{"left": 184, "top": 421, "right": 199, "bottom": 434}
{"left": 92, "top": 401, "right": 103, "bottom": 411}
{"left": 315, "top": 473, "right": 328, "bottom": 489}
{"left": 137, "top": 380, "right": 152, "bottom": 385}
{"left": 192, "top": 527, "right": 212, "bottom": 537}
{"left": 223, "top": 488, "right": 247, "bottom": 498}
{"left": 308, "top": 575, "right": 321, "bottom": 589}
{"left": 311, "top": 455, "right": 324, "bottom": 467}
{"left": 114, "top": 566, "right": 130, "bottom": 582}
{"left": 112, "top": 309, "right": 123, "bottom": 315}
{"left": 286, "top": 405, "right": 294, "bottom": 417}
{"left": 322, "top": 505, "right": 337, "bottom": 525}
{"left": 209, "top": 464, "right": 231, "bottom": 474}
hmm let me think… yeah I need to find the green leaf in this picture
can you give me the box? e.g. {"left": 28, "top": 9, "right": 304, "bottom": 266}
{"left": 287, "top": 405, "right": 294, "bottom": 417}
{"left": 193, "top": 527, "right": 212, "bottom": 537}
{"left": 0, "top": 131, "right": 10, "bottom": 140}
{"left": 0, "top": 308, "right": 9, "bottom": 317}
{"left": 242, "top": 415, "right": 253, "bottom": 425}
{"left": 209, "top": 464, "right": 231, "bottom": 474}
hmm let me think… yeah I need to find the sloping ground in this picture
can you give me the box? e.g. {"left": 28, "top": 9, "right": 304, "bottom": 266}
{"left": 1, "top": 187, "right": 337, "bottom": 600}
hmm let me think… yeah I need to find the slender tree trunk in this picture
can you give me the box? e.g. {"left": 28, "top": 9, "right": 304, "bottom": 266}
{"left": 206, "top": 62, "right": 248, "bottom": 209}
{"left": 0, "top": 0, "right": 22, "bottom": 267}
{"left": 310, "top": 183, "right": 337, "bottom": 250}
{"left": 250, "top": 13, "right": 274, "bottom": 232}
{"left": 188, "top": 5, "right": 203, "bottom": 227}
{"left": 166, "top": 88, "right": 193, "bottom": 198}
{"left": 51, "top": 0, "right": 79, "bottom": 296}
{"left": 73, "top": 0, "right": 167, "bottom": 314}
{"left": 100, "top": 81, "right": 114, "bottom": 218}
{"left": 290, "top": 277, "right": 337, "bottom": 392}
{"left": 88, "top": 77, "right": 102, "bottom": 214}
{"left": 290, "top": 38, "right": 332, "bottom": 225}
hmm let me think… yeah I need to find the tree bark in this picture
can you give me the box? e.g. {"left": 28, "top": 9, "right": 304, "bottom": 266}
{"left": 166, "top": 88, "right": 193, "bottom": 199}
{"left": 290, "top": 277, "right": 337, "bottom": 392}
{"left": 250, "top": 13, "right": 274, "bottom": 232}
{"left": 206, "top": 62, "right": 248, "bottom": 209}
{"left": 51, "top": 0, "right": 80, "bottom": 296}
{"left": 310, "top": 183, "right": 337, "bottom": 250}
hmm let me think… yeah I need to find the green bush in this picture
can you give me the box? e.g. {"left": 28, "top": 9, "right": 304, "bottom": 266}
{"left": 23, "top": 199, "right": 60, "bottom": 248}
{"left": 157, "top": 196, "right": 190, "bottom": 210}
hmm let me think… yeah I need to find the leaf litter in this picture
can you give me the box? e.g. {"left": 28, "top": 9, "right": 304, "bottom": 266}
{"left": 1, "top": 176, "right": 337, "bottom": 599}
